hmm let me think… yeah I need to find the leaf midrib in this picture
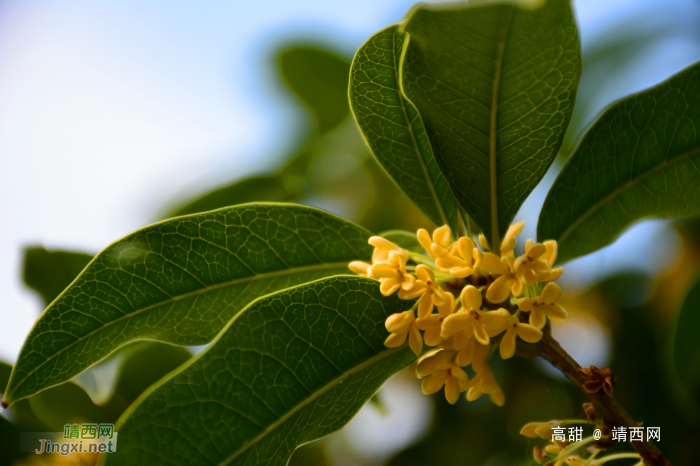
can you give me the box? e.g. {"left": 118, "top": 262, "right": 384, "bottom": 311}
{"left": 557, "top": 146, "right": 700, "bottom": 247}
{"left": 393, "top": 27, "right": 449, "bottom": 227}
{"left": 4, "top": 261, "right": 351, "bottom": 403}
{"left": 489, "top": 7, "right": 513, "bottom": 253}
{"left": 221, "top": 345, "right": 405, "bottom": 465}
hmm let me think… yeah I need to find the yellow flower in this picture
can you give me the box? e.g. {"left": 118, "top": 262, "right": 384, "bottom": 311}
{"left": 406, "top": 265, "right": 448, "bottom": 318}
{"left": 348, "top": 261, "right": 375, "bottom": 278}
{"left": 482, "top": 254, "right": 524, "bottom": 303}
{"left": 417, "top": 225, "right": 452, "bottom": 259}
{"left": 517, "top": 282, "right": 569, "bottom": 329}
{"left": 435, "top": 237, "right": 483, "bottom": 278}
{"left": 466, "top": 365, "right": 505, "bottom": 406}
{"left": 454, "top": 338, "right": 490, "bottom": 371}
{"left": 477, "top": 220, "right": 524, "bottom": 257}
{"left": 500, "top": 220, "right": 525, "bottom": 255}
{"left": 421, "top": 360, "right": 469, "bottom": 404}
{"left": 540, "top": 239, "right": 564, "bottom": 281}
{"left": 545, "top": 444, "right": 563, "bottom": 455}
{"left": 384, "top": 310, "right": 422, "bottom": 356}
{"left": 415, "top": 292, "right": 456, "bottom": 346}
{"left": 534, "top": 445, "right": 548, "bottom": 464}
{"left": 370, "top": 238, "right": 415, "bottom": 296}
{"left": 478, "top": 233, "right": 490, "bottom": 250}
{"left": 499, "top": 314, "right": 543, "bottom": 359}
{"left": 515, "top": 240, "right": 552, "bottom": 286}
{"left": 369, "top": 235, "right": 407, "bottom": 264}
{"left": 520, "top": 420, "right": 563, "bottom": 439}
{"left": 416, "top": 348, "right": 455, "bottom": 377}
{"left": 442, "top": 286, "right": 509, "bottom": 345}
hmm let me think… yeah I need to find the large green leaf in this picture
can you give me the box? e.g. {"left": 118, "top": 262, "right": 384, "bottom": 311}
{"left": 277, "top": 45, "right": 351, "bottom": 134}
{"left": 23, "top": 247, "right": 93, "bottom": 305}
{"left": 101, "top": 276, "right": 416, "bottom": 466}
{"left": 3, "top": 203, "right": 373, "bottom": 406}
{"left": 350, "top": 25, "right": 459, "bottom": 233}
{"left": 538, "top": 62, "right": 700, "bottom": 263}
{"left": 400, "top": 0, "right": 581, "bottom": 249}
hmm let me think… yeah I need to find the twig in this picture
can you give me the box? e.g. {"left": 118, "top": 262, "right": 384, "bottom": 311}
{"left": 536, "top": 332, "right": 670, "bottom": 466}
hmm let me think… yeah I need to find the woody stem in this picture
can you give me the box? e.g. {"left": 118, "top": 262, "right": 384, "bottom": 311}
{"left": 536, "top": 332, "right": 669, "bottom": 466}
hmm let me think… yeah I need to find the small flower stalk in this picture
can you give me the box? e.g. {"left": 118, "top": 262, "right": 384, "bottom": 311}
{"left": 348, "top": 221, "right": 569, "bottom": 406}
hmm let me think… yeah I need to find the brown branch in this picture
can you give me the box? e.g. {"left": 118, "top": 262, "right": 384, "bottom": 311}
{"left": 536, "top": 332, "right": 670, "bottom": 466}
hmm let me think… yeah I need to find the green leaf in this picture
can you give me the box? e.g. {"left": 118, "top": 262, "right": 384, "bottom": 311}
{"left": 349, "top": 25, "right": 460, "bottom": 233}
{"left": 277, "top": 45, "right": 351, "bottom": 134}
{"left": 23, "top": 247, "right": 93, "bottom": 305}
{"left": 101, "top": 276, "right": 416, "bottom": 466}
{"left": 3, "top": 203, "right": 373, "bottom": 406}
{"left": 673, "top": 274, "right": 700, "bottom": 402}
{"left": 400, "top": 0, "right": 581, "bottom": 248}
{"left": 538, "top": 62, "right": 700, "bottom": 263}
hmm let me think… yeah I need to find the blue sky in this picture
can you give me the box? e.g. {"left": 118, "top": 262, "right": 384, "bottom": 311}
{"left": 1, "top": 0, "right": 699, "bottom": 363}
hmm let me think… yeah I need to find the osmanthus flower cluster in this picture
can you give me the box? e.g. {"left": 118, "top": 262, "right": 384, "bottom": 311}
{"left": 348, "top": 222, "right": 569, "bottom": 406}
{"left": 520, "top": 405, "right": 645, "bottom": 465}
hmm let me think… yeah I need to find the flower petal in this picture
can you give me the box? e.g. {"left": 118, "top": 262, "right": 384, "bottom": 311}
{"left": 416, "top": 264, "right": 435, "bottom": 283}
{"left": 543, "top": 267, "right": 564, "bottom": 281}
{"left": 486, "top": 276, "right": 511, "bottom": 303}
{"left": 481, "top": 252, "right": 506, "bottom": 275}
{"left": 437, "top": 291, "right": 456, "bottom": 316}
{"left": 540, "top": 282, "right": 562, "bottom": 304}
{"left": 445, "top": 376, "right": 461, "bottom": 404}
{"left": 416, "top": 229, "right": 434, "bottom": 258}
{"left": 442, "top": 311, "right": 471, "bottom": 333}
{"left": 457, "top": 237, "right": 477, "bottom": 260}
{"left": 371, "top": 263, "right": 399, "bottom": 278}
{"left": 511, "top": 278, "right": 524, "bottom": 297}
{"left": 478, "top": 234, "right": 490, "bottom": 251}
{"left": 529, "top": 309, "right": 547, "bottom": 329}
{"left": 416, "top": 349, "right": 454, "bottom": 377}
{"left": 433, "top": 225, "right": 452, "bottom": 248}
{"left": 472, "top": 323, "right": 490, "bottom": 346}
{"left": 542, "top": 240, "right": 558, "bottom": 265}
{"left": 471, "top": 342, "right": 490, "bottom": 373}
{"left": 398, "top": 281, "right": 428, "bottom": 300}
{"left": 369, "top": 236, "right": 401, "bottom": 251}
{"left": 517, "top": 323, "right": 544, "bottom": 343}
{"left": 409, "top": 324, "right": 423, "bottom": 356}
{"left": 480, "top": 308, "right": 510, "bottom": 329}
{"left": 385, "top": 310, "right": 413, "bottom": 333}
{"left": 526, "top": 242, "right": 546, "bottom": 258}
{"left": 348, "top": 261, "right": 372, "bottom": 276}
{"left": 489, "top": 390, "right": 505, "bottom": 407}
{"left": 384, "top": 330, "right": 408, "bottom": 348}
{"left": 466, "top": 385, "right": 484, "bottom": 402}
{"left": 422, "top": 372, "right": 448, "bottom": 394}
{"left": 461, "top": 285, "right": 483, "bottom": 311}
{"left": 500, "top": 329, "right": 517, "bottom": 359}
{"left": 503, "top": 220, "right": 525, "bottom": 245}
{"left": 415, "top": 313, "right": 440, "bottom": 331}
{"left": 454, "top": 340, "right": 474, "bottom": 367}
{"left": 452, "top": 329, "right": 468, "bottom": 350}
{"left": 517, "top": 297, "right": 537, "bottom": 312}
{"left": 379, "top": 278, "right": 401, "bottom": 296}
{"left": 417, "top": 293, "right": 434, "bottom": 319}
{"left": 424, "top": 323, "right": 444, "bottom": 346}
{"left": 545, "top": 303, "right": 569, "bottom": 323}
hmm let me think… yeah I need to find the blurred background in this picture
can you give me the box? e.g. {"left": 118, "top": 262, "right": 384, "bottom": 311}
{"left": 1, "top": 0, "right": 700, "bottom": 464}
